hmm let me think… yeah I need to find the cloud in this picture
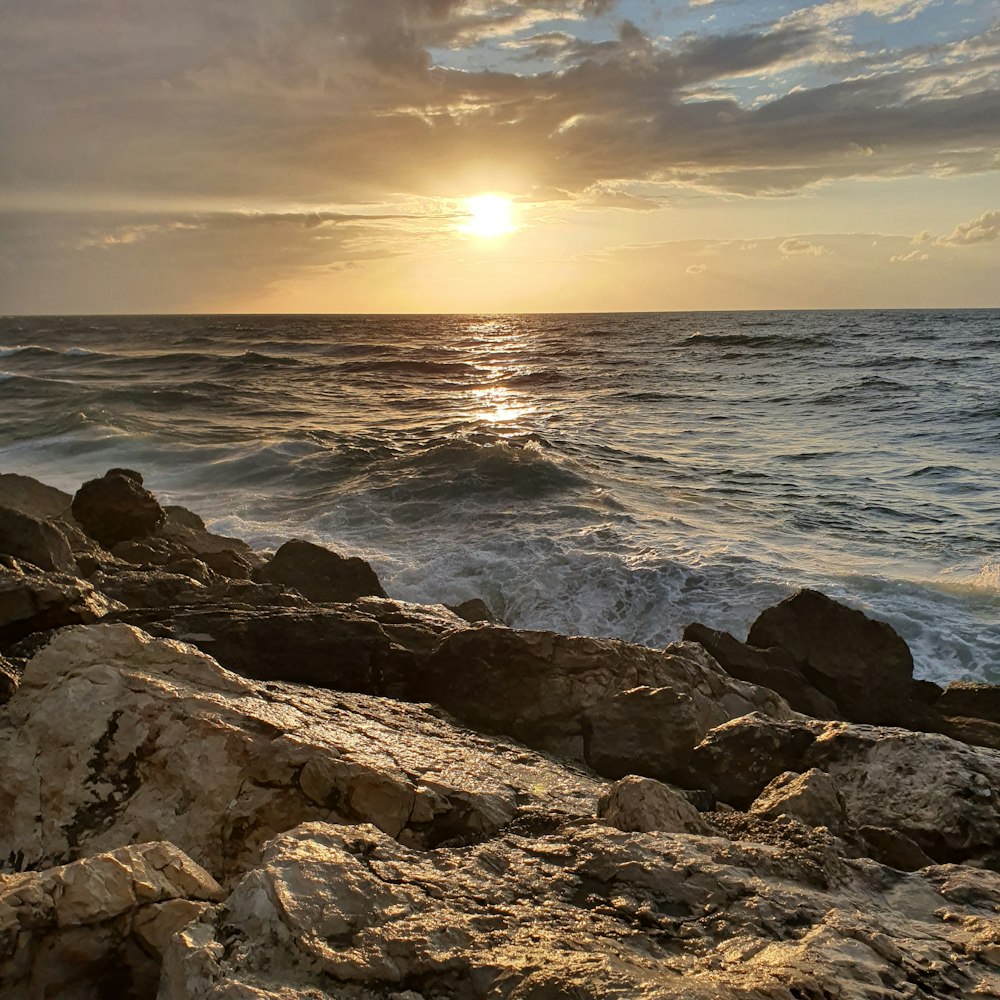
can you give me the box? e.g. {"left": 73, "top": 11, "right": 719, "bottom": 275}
{"left": 939, "top": 210, "right": 1000, "bottom": 246}
{"left": 686, "top": 263, "right": 707, "bottom": 274}
{"left": 779, "top": 238, "right": 830, "bottom": 256}
{"left": 890, "top": 249, "right": 929, "bottom": 262}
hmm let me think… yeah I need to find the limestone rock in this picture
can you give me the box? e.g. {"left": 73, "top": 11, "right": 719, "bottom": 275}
{"left": 683, "top": 621, "right": 842, "bottom": 720}
{"left": 159, "top": 821, "right": 1000, "bottom": 1000}
{"left": 113, "top": 598, "right": 467, "bottom": 693}
{"left": 747, "top": 588, "right": 915, "bottom": 724}
{"left": 597, "top": 775, "right": 713, "bottom": 834}
{"left": 414, "top": 627, "right": 794, "bottom": 780}
{"left": 750, "top": 767, "right": 847, "bottom": 834}
{"left": 0, "top": 624, "right": 602, "bottom": 883}
{"left": 0, "top": 557, "right": 123, "bottom": 647}
{"left": 0, "top": 505, "right": 76, "bottom": 573}
{"left": 254, "top": 537, "right": 387, "bottom": 603}
{"left": 71, "top": 470, "right": 166, "bottom": 548}
{"left": 0, "top": 841, "right": 222, "bottom": 1000}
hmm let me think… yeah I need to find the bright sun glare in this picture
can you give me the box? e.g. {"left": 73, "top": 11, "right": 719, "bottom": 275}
{"left": 462, "top": 194, "right": 515, "bottom": 239}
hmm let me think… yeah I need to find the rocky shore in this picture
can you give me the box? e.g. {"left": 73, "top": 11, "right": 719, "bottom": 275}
{"left": 1, "top": 468, "right": 998, "bottom": 999}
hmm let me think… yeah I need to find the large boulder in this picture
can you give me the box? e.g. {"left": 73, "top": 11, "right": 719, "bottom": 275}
{"left": 0, "top": 841, "right": 222, "bottom": 1000}
{"left": 0, "top": 505, "right": 76, "bottom": 573}
{"left": 71, "top": 470, "right": 165, "bottom": 549}
{"left": 413, "top": 628, "right": 794, "bottom": 782}
{"left": 158, "top": 506, "right": 264, "bottom": 572}
{"left": 253, "top": 537, "right": 386, "bottom": 603}
{"left": 0, "top": 557, "right": 123, "bottom": 648}
{"left": 749, "top": 767, "right": 847, "bottom": 835}
{"left": 597, "top": 775, "right": 713, "bottom": 834}
{"left": 160, "top": 822, "right": 1000, "bottom": 1000}
{"left": 0, "top": 624, "right": 602, "bottom": 883}
{"left": 112, "top": 598, "right": 468, "bottom": 693}
{"left": 747, "top": 589, "right": 915, "bottom": 724}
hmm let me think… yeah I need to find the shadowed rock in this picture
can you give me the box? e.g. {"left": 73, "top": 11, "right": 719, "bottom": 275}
{"left": 254, "top": 538, "right": 386, "bottom": 603}
{"left": 0, "top": 505, "right": 76, "bottom": 573}
{"left": 71, "top": 470, "right": 166, "bottom": 548}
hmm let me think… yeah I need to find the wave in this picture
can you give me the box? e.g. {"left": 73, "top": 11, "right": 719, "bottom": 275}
{"left": 683, "top": 331, "right": 825, "bottom": 349}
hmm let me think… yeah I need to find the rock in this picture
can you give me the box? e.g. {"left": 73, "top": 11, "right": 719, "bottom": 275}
{"left": 414, "top": 628, "right": 794, "bottom": 782}
{"left": 71, "top": 470, "right": 166, "bottom": 548}
{"left": 750, "top": 767, "right": 847, "bottom": 834}
{"left": 112, "top": 598, "right": 466, "bottom": 692}
{"left": 254, "top": 537, "right": 387, "bottom": 603}
{"left": 0, "top": 841, "right": 222, "bottom": 999}
{"left": 0, "top": 654, "right": 16, "bottom": 704}
{"left": 0, "top": 624, "right": 602, "bottom": 883}
{"left": 597, "top": 775, "right": 713, "bottom": 834}
{"left": 692, "top": 712, "right": 819, "bottom": 808}
{"left": 0, "top": 557, "right": 123, "bottom": 647}
{"left": 806, "top": 722, "right": 1000, "bottom": 863}
{"left": 0, "top": 505, "right": 76, "bottom": 573}
{"left": 747, "top": 588, "right": 915, "bottom": 724}
{"left": 447, "top": 597, "right": 504, "bottom": 624}
{"left": 938, "top": 681, "right": 1000, "bottom": 725}
{"left": 159, "top": 821, "right": 1000, "bottom": 1000}
{"left": 857, "top": 826, "right": 935, "bottom": 872}
{"left": 89, "top": 568, "right": 208, "bottom": 609}
{"left": 158, "top": 508, "right": 264, "bottom": 570}
{"left": 198, "top": 547, "right": 253, "bottom": 580}
{"left": 110, "top": 536, "right": 189, "bottom": 567}
{"left": 162, "top": 504, "right": 205, "bottom": 530}
{"left": 683, "top": 622, "right": 842, "bottom": 720}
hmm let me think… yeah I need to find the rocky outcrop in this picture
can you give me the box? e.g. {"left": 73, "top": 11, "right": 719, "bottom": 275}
{"left": 413, "top": 627, "right": 794, "bottom": 783}
{"left": 0, "top": 653, "right": 16, "bottom": 704}
{"left": 749, "top": 767, "right": 847, "bottom": 834}
{"left": 160, "top": 821, "right": 1000, "bottom": 1000}
{"left": 939, "top": 680, "right": 1000, "bottom": 724}
{"left": 254, "top": 538, "right": 386, "bottom": 603}
{"left": 0, "top": 557, "right": 123, "bottom": 648}
{"left": 0, "top": 624, "right": 602, "bottom": 884}
{"left": 447, "top": 597, "right": 504, "bottom": 624}
{"left": 0, "top": 841, "right": 222, "bottom": 1000}
{"left": 0, "top": 505, "right": 76, "bottom": 573}
{"left": 695, "top": 712, "right": 1000, "bottom": 865}
{"left": 597, "top": 775, "right": 713, "bottom": 834}
{"left": 71, "top": 470, "right": 166, "bottom": 548}
{"left": 113, "top": 598, "right": 468, "bottom": 692}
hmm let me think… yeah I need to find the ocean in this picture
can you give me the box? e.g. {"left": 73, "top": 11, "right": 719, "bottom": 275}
{"left": 1, "top": 311, "right": 997, "bottom": 684}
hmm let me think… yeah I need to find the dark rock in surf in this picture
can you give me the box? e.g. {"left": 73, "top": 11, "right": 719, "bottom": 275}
{"left": 683, "top": 621, "right": 842, "bottom": 720}
{"left": 447, "top": 597, "right": 504, "bottom": 625}
{"left": 253, "top": 538, "right": 386, "bottom": 603}
{"left": 0, "top": 505, "right": 76, "bottom": 574}
{"left": 938, "top": 681, "right": 1000, "bottom": 726}
{"left": 747, "top": 588, "right": 916, "bottom": 724}
{"left": 71, "top": 470, "right": 166, "bottom": 548}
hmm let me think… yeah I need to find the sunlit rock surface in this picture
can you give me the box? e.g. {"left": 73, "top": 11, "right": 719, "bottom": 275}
{"left": 0, "top": 624, "right": 602, "bottom": 884}
{"left": 160, "top": 821, "right": 1000, "bottom": 1000}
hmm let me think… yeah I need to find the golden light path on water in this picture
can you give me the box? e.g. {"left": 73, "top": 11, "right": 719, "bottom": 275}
{"left": 457, "top": 318, "right": 539, "bottom": 427}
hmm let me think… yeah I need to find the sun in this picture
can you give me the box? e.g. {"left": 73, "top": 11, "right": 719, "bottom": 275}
{"left": 462, "top": 194, "right": 515, "bottom": 239}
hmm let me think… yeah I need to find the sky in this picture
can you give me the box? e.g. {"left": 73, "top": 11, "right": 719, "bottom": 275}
{"left": 1, "top": 0, "right": 998, "bottom": 313}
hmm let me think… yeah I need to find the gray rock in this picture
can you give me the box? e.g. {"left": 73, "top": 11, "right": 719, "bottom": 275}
{"left": 71, "top": 470, "right": 166, "bottom": 548}
{"left": 0, "top": 505, "right": 76, "bottom": 573}
{"left": 254, "top": 537, "right": 387, "bottom": 603}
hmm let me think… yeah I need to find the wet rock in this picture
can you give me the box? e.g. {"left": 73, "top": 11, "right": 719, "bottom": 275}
{"left": 0, "top": 557, "right": 123, "bottom": 647}
{"left": 198, "top": 547, "right": 253, "bottom": 580}
{"left": 0, "top": 841, "right": 223, "bottom": 1000}
{"left": 415, "top": 628, "right": 794, "bottom": 781}
{"left": 597, "top": 775, "right": 713, "bottom": 834}
{"left": 110, "top": 536, "right": 189, "bottom": 568}
{"left": 0, "top": 472, "right": 75, "bottom": 522}
{"left": 691, "top": 712, "right": 819, "bottom": 808}
{"left": 113, "top": 597, "right": 466, "bottom": 692}
{"left": 0, "top": 505, "right": 76, "bottom": 573}
{"left": 683, "top": 622, "right": 842, "bottom": 720}
{"left": 0, "top": 624, "right": 601, "bottom": 883}
{"left": 747, "top": 588, "right": 915, "bottom": 724}
{"left": 254, "top": 538, "right": 387, "bottom": 603}
{"left": 158, "top": 508, "right": 264, "bottom": 571}
{"left": 750, "top": 767, "right": 847, "bottom": 834}
{"left": 71, "top": 470, "right": 166, "bottom": 548}
{"left": 89, "top": 568, "right": 209, "bottom": 609}
{"left": 447, "top": 597, "right": 504, "bottom": 624}
{"left": 159, "top": 822, "right": 1000, "bottom": 1000}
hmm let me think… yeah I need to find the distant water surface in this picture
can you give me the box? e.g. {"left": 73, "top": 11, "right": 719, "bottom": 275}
{"left": 1, "top": 311, "right": 998, "bottom": 683}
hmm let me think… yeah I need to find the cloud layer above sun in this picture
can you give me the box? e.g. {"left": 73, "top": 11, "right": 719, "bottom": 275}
{"left": 1, "top": 0, "right": 998, "bottom": 311}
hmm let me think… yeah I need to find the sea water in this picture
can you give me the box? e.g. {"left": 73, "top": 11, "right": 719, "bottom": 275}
{"left": 1, "top": 311, "right": 997, "bottom": 683}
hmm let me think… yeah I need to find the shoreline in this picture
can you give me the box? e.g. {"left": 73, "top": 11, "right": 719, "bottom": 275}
{"left": 2, "top": 467, "right": 999, "bottom": 997}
